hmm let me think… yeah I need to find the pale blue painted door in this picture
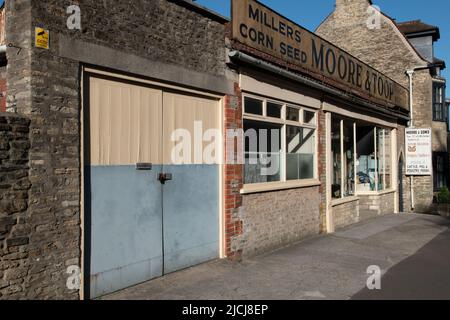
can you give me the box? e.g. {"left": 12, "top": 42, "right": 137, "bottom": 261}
{"left": 89, "top": 166, "right": 163, "bottom": 298}
{"left": 87, "top": 75, "right": 220, "bottom": 298}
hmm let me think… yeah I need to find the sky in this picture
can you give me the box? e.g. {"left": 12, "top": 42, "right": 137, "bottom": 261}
{"left": 196, "top": 0, "right": 450, "bottom": 82}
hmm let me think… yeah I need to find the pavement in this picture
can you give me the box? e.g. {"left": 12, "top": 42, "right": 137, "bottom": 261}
{"left": 102, "top": 213, "right": 450, "bottom": 300}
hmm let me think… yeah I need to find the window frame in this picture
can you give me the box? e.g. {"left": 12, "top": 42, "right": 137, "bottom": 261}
{"left": 433, "top": 82, "right": 447, "bottom": 122}
{"left": 242, "top": 93, "right": 318, "bottom": 189}
{"left": 331, "top": 117, "right": 394, "bottom": 201}
{"left": 433, "top": 152, "right": 449, "bottom": 191}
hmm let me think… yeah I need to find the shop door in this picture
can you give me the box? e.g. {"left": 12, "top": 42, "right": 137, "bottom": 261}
{"left": 85, "top": 75, "right": 220, "bottom": 298}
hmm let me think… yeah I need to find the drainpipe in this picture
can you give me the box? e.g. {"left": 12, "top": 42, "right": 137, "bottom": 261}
{"left": 406, "top": 70, "right": 415, "bottom": 211}
{"left": 405, "top": 64, "right": 440, "bottom": 211}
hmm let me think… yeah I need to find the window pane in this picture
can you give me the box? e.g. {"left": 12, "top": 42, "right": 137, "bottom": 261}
{"left": 356, "top": 125, "right": 376, "bottom": 192}
{"left": 304, "top": 110, "right": 316, "bottom": 125}
{"left": 434, "top": 153, "right": 447, "bottom": 190}
{"left": 267, "top": 102, "right": 282, "bottom": 118}
{"left": 244, "top": 119, "right": 281, "bottom": 184}
{"left": 286, "top": 107, "right": 300, "bottom": 122}
{"left": 286, "top": 126, "right": 315, "bottom": 180}
{"left": 244, "top": 97, "right": 263, "bottom": 115}
{"left": 343, "top": 121, "right": 355, "bottom": 197}
{"left": 433, "top": 84, "right": 446, "bottom": 121}
{"left": 384, "top": 129, "right": 391, "bottom": 189}
{"left": 331, "top": 118, "right": 342, "bottom": 198}
{"left": 377, "top": 128, "right": 384, "bottom": 191}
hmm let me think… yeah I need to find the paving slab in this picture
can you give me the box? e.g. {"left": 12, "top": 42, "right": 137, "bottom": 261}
{"left": 101, "top": 213, "right": 450, "bottom": 300}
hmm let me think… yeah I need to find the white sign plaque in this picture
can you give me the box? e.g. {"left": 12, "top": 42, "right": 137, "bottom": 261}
{"left": 405, "top": 128, "right": 432, "bottom": 176}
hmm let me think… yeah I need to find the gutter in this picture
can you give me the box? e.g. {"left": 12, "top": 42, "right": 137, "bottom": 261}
{"left": 229, "top": 50, "right": 410, "bottom": 121}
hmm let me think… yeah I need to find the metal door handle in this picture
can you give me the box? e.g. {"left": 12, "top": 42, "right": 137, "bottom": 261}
{"left": 159, "top": 173, "right": 173, "bottom": 184}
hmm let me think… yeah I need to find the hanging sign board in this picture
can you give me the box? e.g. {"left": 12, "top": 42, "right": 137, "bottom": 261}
{"left": 231, "top": 0, "right": 409, "bottom": 110}
{"left": 35, "top": 27, "right": 49, "bottom": 49}
{"left": 405, "top": 128, "right": 432, "bottom": 176}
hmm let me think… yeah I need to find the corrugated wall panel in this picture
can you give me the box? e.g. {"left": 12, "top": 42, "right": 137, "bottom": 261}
{"left": 163, "top": 92, "right": 220, "bottom": 165}
{"left": 89, "top": 77, "right": 162, "bottom": 166}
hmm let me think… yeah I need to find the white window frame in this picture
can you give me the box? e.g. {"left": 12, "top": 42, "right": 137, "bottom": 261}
{"left": 242, "top": 94, "right": 319, "bottom": 191}
{"left": 331, "top": 118, "right": 394, "bottom": 200}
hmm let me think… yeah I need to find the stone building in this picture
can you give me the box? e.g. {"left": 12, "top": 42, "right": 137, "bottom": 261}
{"left": 397, "top": 20, "right": 448, "bottom": 195}
{"left": 0, "top": 0, "right": 445, "bottom": 300}
{"left": 1, "top": 0, "right": 231, "bottom": 300}
{"left": 316, "top": 0, "right": 448, "bottom": 212}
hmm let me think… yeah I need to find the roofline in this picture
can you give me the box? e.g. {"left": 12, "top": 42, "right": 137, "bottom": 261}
{"left": 402, "top": 30, "right": 440, "bottom": 41}
{"left": 383, "top": 17, "right": 429, "bottom": 64}
{"left": 397, "top": 20, "right": 440, "bottom": 41}
{"left": 168, "top": 0, "right": 229, "bottom": 24}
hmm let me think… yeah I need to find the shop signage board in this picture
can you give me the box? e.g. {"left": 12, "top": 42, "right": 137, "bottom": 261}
{"left": 405, "top": 128, "right": 432, "bottom": 176}
{"left": 231, "top": 0, "right": 409, "bottom": 110}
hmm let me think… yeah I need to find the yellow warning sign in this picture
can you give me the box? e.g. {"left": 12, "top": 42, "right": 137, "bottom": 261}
{"left": 35, "top": 27, "right": 49, "bottom": 49}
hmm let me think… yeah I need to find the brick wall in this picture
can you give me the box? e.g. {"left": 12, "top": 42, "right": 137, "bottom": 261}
{"left": 0, "top": 113, "right": 30, "bottom": 299}
{"left": 316, "top": 0, "right": 437, "bottom": 213}
{"left": 223, "top": 84, "right": 244, "bottom": 260}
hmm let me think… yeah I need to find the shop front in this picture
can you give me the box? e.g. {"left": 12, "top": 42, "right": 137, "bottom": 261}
{"left": 224, "top": 0, "right": 410, "bottom": 258}
{"left": 324, "top": 100, "right": 400, "bottom": 231}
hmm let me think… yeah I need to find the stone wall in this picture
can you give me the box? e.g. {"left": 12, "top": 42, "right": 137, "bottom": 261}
{"left": 379, "top": 192, "right": 395, "bottom": 215}
{"left": 332, "top": 199, "right": 359, "bottom": 230}
{"left": 0, "top": 67, "right": 6, "bottom": 112}
{"left": 0, "top": 113, "right": 30, "bottom": 299}
{"left": 4, "top": 0, "right": 228, "bottom": 299}
{"left": 241, "top": 187, "right": 320, "bottom": 257}
{"left": 316, "top": 0, "right": 435, "bottom": 213}
{"left": 432, "top": 121, "right": 447, "bottom": 152}
{"left": 359, "top": 192, "right": 395, "bottom": 217}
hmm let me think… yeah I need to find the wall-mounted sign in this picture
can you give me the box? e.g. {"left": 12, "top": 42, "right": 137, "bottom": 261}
{"left": 35, "top": 27, "right": 49, "bottom": 49}
{"left": 231, "top": 0, "right": 409, "bottom": 110}
{"left": 405, "top": 128, "right": 432, "bottom": 176}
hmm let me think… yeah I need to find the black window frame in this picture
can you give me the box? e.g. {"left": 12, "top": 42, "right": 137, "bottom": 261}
{"left": 433, "top": 152, "right": 449, "bottom": 191}
{"left": 433, "top": 82, "right": 447, "bottom": 122}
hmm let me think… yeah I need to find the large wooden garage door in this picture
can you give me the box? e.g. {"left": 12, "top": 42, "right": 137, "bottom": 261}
{"left": 85, "top": 74, "right": 220, "bottom": 298}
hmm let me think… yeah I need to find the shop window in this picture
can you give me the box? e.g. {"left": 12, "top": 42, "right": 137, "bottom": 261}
{"left": 244, "top": 120, "right": 282, "bottom": 184}
{"left": 286, "top": 126, "right": 315, "bottom": 180}
{"left": 286, "top": 106, "right": 300, "bottom": 122}
{"left": 433, "top": 83, "right": 446, "bottom": 122}
{"left": 356, "top": 126, "right": 376, "bottom": 192}
{"left": 303, "top": 110, "right": 316, "bottom": 125}
{"left": 243, "top": 95, "right": 317, "bottom": 185}
{"left": 343, "top": 121, "right": 355, "bottom": 196}
{"left": 267, "top": 102, "right": 282, "bottom": 118}
{"left": 376, "top": 128, "right": 384, "bottom": 191}
{"left": 244, "top": 97, "right": 263, "bottom": 116}
{"left": 433, "top": 152, "right": 448, "bottom": 191}
{"left": 333, "top": 119, "right": 392, "bottom": 197}
{"left": 331, "top": 118, "right": 342, "bottom": 198}
{"left": 331, "top": 118, "right": 355, "bottom": 199}
{"left": 384, "top": 129, "right": 392, "bottom": 189}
